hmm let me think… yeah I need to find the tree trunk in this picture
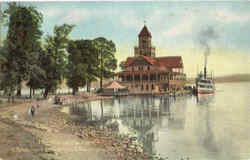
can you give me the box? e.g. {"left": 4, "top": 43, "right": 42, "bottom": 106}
{"left": 8, "top": 93, "right": 11, "bottom": 103}
{"left": 72, "top": 87, "right": 78, "bottom": 95}
{"left": 29, "top": 88, "right": 32, "bottom": 98}
{"left": 32, "top": 89, "right": 35, "bottom": 96}
{"left": 87, "top": 80, "right": 90, "bottom": 92}
{"left": 100, "top": 51, "right": 103, "bottom": 89}
{"left": 11, "top": 95, "right": 14, "bottom": 103}
{"left": 44, "top": 88, "right": 49, "bottom": 99}
{"left": 16, "top": 82, "right": 22, "bottom": 96}
{"left": 10, "top": 90, "right": 14, "bottom": 103}
{"left": 100, "top": 76, "right": 103, "bottom": 89}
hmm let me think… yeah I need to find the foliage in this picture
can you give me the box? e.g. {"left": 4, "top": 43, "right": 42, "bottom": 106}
{"left": 119, "top": 60, "right": 126, "bottom": 71}
{"left": 2, "top": 3, "right": 43, "bottom": 96}
{"left": 93, "top": 37, "right": 117, "bottom": 88}
{"left": 26, "top": 45, "right": 46, "bottom": 91}
{"left": 41, "top": 24, "right": 75, "bottom": 98}
{"left": 66, "top": 39, "right": 99, "bottom": 94}
{"left": 0, "top": 3, "right": 118, "bottom": 98}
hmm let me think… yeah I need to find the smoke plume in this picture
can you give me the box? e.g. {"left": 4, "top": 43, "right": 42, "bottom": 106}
{"left": 197, "top": 26, "right": 218, "bottom": 67}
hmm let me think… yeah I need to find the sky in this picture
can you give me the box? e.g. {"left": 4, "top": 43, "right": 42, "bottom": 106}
{"left": 1, "top": 1, "right": 250, "bottom": 77}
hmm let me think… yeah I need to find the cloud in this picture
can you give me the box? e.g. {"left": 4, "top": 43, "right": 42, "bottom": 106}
{"left": 60, "top": 8, "right": 92, "bottom": 24}
{"left": 39, "top": 6, "right": 96, "bottom": 24}
{"left": 39, "top": 6, "right": 64, "bottom": 18}
{"left": 147, "top": 9, "right": 165, "bottom": 27}
{"left": 215, "top": 9, "right": 250, "bottom": 24}
{"left": 40, "top": 6, "right": 143, "bottom": 28}
{"left": 165, "top": 15, "right": 196, "bottom": 38}
{"left": 119, "top": 11, "right": 142, "bottom": 29}
{"left": 151, "top": 7, "right": 250, "bottom": 43}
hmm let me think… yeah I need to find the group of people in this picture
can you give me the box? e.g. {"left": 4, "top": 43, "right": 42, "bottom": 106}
{"left": 28, "top": 103, "right": 40, "bottom": 119}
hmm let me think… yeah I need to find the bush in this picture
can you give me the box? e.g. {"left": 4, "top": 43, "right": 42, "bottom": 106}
{"left": 96, "top": 88, "right": 104, "bottom": 93}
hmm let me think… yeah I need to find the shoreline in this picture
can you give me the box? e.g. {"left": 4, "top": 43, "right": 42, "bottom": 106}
{"left": 0, "top": 94, "right": 151, "bottom": 160}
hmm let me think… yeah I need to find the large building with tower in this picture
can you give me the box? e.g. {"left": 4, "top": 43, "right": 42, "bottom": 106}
{"left": 117, "top": 25, "right": 186, "bottom": 93}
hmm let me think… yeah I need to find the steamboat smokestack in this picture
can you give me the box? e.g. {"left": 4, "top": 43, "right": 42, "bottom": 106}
{"left": 204, "top": 67, "right": 207, "bottom": 79}
{"left": 203, "top": 44, "right": 209, "bottom": 79}
{"left": 204, "top": 52, "right": 207, "bottom": 79}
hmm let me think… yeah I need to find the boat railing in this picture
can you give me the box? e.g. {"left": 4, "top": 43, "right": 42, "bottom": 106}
{"left": 197, "top": 73, "right": 214, "bottom": 80}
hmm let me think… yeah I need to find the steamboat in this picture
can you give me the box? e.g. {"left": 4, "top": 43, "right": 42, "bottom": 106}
{"left": 195, "top": 54, "right": 215, "bottom": 95}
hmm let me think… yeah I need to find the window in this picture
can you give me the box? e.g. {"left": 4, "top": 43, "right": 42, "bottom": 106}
{"left": 142, "top": 40, "right": 147, "bottom": 48}
{"left": 200, "top": 80, "right": 211, "bottom": 83}
{"left": 148, "top": 66, "right": 150, "bottom": 71}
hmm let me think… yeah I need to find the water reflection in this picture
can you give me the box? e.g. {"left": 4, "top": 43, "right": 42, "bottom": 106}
{"left": 69, "top": 96, "right": 178, "bottom": 155}
{"left": 196, "top": 95, "right": 218, "bottom": 154}
{"left": 68, "top": 95, "right": 216, "bottom": 159}
{"left": 66, "top": 83, "right": 250, "bottom": 160}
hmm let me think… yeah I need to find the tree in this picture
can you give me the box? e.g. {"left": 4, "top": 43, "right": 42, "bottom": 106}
{"left": 94, "top": 37, "right": 117, "bottom": 89}
{"left": 41, "top": 24, "right": 74, "bottom": 98}
{"left": 0, "top": 43, "right": 17, "bottom": 102}
{"left": 66, "top": 40, "right": 99, "bottom": 95}
{"left": 4, "top": 3, "right": 43, "bottom": 96}
{"left": 26, "top": 44, "right": 46, "bottom": 98}
{"left": 119, "top": 60, "right": 126, "bottom": 71}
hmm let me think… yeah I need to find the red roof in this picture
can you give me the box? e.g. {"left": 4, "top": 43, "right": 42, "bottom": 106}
{"left": 124, "top": 56, "right": 183, "bottom": 69}
{"left": 156, "top": 56, "right": 183, "bottom": 68}
{"left": 143, "top": 56, "right": 155, "bottom": 64}
{"left": 118, "top": 71, "right": 169, "bottom": 75}
{"left": 124, "top": 56, "right": 155, "bottom": 67}
{"left": 124, "top": 57, "right": 135, "bottom": 67}
{"left": 139, "top": 25, "right": 152, "bottom": 37}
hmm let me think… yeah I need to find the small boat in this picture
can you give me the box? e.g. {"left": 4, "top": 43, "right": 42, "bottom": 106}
{"left": 195, "top": 55, "right": 215, "bottom": 95}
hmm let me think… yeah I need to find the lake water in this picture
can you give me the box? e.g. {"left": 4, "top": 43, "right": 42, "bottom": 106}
{"left": 66, "top": 82, "right": 250, "bottom": 160}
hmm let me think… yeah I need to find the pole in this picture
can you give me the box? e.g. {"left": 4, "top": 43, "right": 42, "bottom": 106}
{"left": 0, "top": 2, "right": 2, "bottom": 47}
{"left": 100, "top": 47, "right": 103, "bottom": 89}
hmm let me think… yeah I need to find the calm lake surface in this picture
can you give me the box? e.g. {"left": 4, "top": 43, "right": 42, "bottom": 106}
{"left": 66, "top": 82, "right": 250, "bottom": 160}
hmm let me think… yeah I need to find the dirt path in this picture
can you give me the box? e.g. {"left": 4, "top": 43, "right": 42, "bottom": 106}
{"left": 0, "top": 95, "right": 150, "bottom": 160}
{"left": 0, "top": 98, "right": 116, "bottom": 160}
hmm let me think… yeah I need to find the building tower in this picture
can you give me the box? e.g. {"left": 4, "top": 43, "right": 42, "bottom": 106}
{"left": 134, "top": 25, "right": 155, "bottom": 57}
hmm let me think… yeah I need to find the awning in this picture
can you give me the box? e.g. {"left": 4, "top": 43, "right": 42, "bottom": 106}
{"left": 106, "top": 81, "right": 126, "bottom": 89}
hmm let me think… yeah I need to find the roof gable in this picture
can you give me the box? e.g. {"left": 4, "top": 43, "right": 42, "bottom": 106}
{"left": 155, "top": 56, "right": 183, "bottom": 68}
{"left": 125, "top": 56, "right": 154, "bottom": 67}
{"left": 124, "top": 56, "right": 183, "bottom": 68}
{"left": 106, "top": 81, "right": 126, "bottom": 89}
{"left": 130, "top": 57, "right": 151, "bottom": 66}
{"left": 139, "top": 25, "right": 152, "bottom": 38}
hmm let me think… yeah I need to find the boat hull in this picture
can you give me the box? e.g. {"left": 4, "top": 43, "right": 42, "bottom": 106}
{"left": 197, "top": 90, "right": 215, "bottom": 94}
{"left": 196, "top": 79, "right": 215, "bottom": 95}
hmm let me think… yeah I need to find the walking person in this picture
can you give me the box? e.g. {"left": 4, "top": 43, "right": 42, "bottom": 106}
{"left": 28, "top": 106, "right": 32, "bottom": 120}
{"left": 31, "top": 105, "right": 36, "bottom": 117}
